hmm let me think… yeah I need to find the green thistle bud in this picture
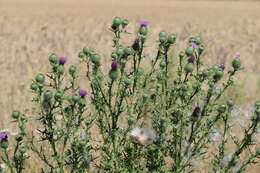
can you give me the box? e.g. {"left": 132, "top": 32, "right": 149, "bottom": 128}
{"left": 69, "top": 65, "right": 76, "bottom": 75}
{"left": 198, "top": 45, "right": 205, "bottom": 54}
{"left": 139, "top": 26, "right": 148, "bottom": 35}
{"left": 90, "top": 54, "right": 101, "bottom": 65}
{"left": 185, "top": 46, "right": 195, "bottom": 56}
{"left": 113, "top": 17, "right": 122, "bottom": 26}
{"left": 255, "top": 109, "right": 260, "bottom": 116}
{"left": 213, "top": 70, "right": 224, "bottom": 80}
{"left": 202, "top": 70, "right": 209, "bottom": 78}
{"left": 159, "top": 30, "right": 167, "bottom": 38}
{"left": 160, "top": 61, "right": 166, "bottom": 68}
{"left": 179, "top": 51, "right": 186, "bottom": 58}
{"left": 19, "top": 146, "right": 27, "bottom": 154}
{"left": 232, "top": 58, "right": 241, "bottom": 70}
{"left": 15, "top": 134, "right": 23, "bottom": 142}
{"left": 43, "top": 90, "right": 53, "bottom": 101}
{"left": 49, "top": 54, "right": 58, "bottom": 64}
{"left": 188, "top": 37, "right": 196, "bottom": 43}
{"left": 83, "top": 46, "right": 92, "bottom": 55}
{"left": 124, "top": 79, "right": 132, "bottom": 86}
{"left": 218, "top": 105, "right": 227, "bottom": 113}
{"left": 111, "top": 52, "right": 117, "bottom": 60}
{"left": 227, "top": 100, "right": 235, "bottom": 108}
{"left": 124, "top": 47, "right": 133, "bottom": 56}
{"left": 30, "top": 82, "right": 38, "bottom": 91}
{"left": 194, "top": 36, "right": 202, "bottom": 45}
{"left": 0, "top": 140, "right": 8, "bottom": 149}
{"left": 11, "top": 111, "right": 20, "bottom": 119}
{"left": 255, "top": 101, "right": 260, "bottom": 108}
{"left": 78, "top": 51, "right": 85, "bottom": 58}
{"left": 159, "top": 35, "right": 168, "bottom": 43}
{"left": 109, "top": 70, "right": 118, "bottom": 80}
{"left": 184, "top": 63, "right": 194, "bottom": 73}
{"left": 167, "top": 34, "right": 176, "bottom": 44}
{"left": 54, "top": 90, "right": 63, "bottom": 100}
{"left": 57, "top": 65, "right": 64, "bottom": 75}
{"left": 71, "top": 93, "right": 80, "bottom": 102}
{"left": 35, "top": 74, "right": 45, "bottom": 84}
{"left": 116, "top": 48, "right": 125, "bottom": 56}
{"left": 122, "top": 19, "right": 129, "bottom": 27}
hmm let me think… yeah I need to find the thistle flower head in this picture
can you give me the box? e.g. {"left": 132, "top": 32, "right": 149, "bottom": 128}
{"left": 235, "top": 53, "right": 240, "bottom": 58}
{"left": 111, "top": 61, "right": 119, "bottom": 70}
{"left": 138, "top": 20, "right": 149, "bottom": 26}
{"left": 59, "top": 56, "right": 67, "bottom": 65}
{"left": 219, "top": 63, "right": 226, "bottom": 70}
{"left": 187, "top": 56, "right": 196, "bottom": 63}
{"left": 127, "top": 126, "right": 156, "bottom": 145}
{"left": 0, "top": 132, "right": 8, "bottom": 140}
{"left": 78, "top": 89, "right": 87, "bottom": 97}
{"left": 189, "top": 42, "right": 197, "bottom": 47}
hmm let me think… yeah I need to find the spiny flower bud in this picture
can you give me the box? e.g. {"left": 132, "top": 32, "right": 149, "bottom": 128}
{"left": 11, "top": 110, "right": 20, "bottom": 119}
{"left": 184, "top": 63, "right": 194, "bottom": 73}
{"left": 124, "top": 47, "right": 134, "bottom": 56}
{"left": 78, "top": 51, "right": 85, "bottom": 58}
{"left": 227, "top": 100, "right": 235, "bottom": 108}
{"left": 69, "top": 65, "right": 77, "bottom": 75}
{"left": 232, "top": 57, "right": 241, "bottom": 70}
{"left": 59, "top": 56, "right": 67, "bottom": 65}
{"left": 113, "top": 17, "right": 122, "bottom": 26}
{"left": 255, "top": 101, "right": 260, "bottom": 108}
{"left": 49, "top": 54, "right": 58, "bottom": 64}
{"left": 71, "top": 93, "right": 80, "bottom": 102}
{"left": 194, "top": 36, "right": 202, "bottom": 45}
{"left": 167, "top": 34, "right": 176, "bottom": 44}
{"left": 35, "top": 74, "right": 45, "bottom": 84}
{"left": 179, "top": 51, "right": 186, "bottom": 58}
{"left": 90, "top": 54, "right": 101, "bottom": 65}
{"left": 83, "top": 46, "right": 92, "bottom": 55}
{"left": 213, "top": 70, "right": 224, "bottom": 80}
{"left": 54, "top": 90, "right": 63, "bottom": 100}
{"left": 159, "top": 30, "right": 167, "bottom": 39}
{"left": 15, "top": 134, "right": 23, "bottom": 142}
{"left": 139, "top": 26, "right": 148, "bottom": 35}
{"left": 116, "top": 47, "right": 125, "bottom": 56}
{"left": 218, "top": 105, "right": 227, "bottom": 113}
{"left": 198, "top": 45, "right": 205, "bottom": 54}
{"left": 44, "top": 90, "right": 53, "bottom": 101}
{"left": 30, "top": 82, "right": 38, "bottom": 91}
{"left": 122, "top": 19, "right": 129, "bottom": 27}
{"left": 185, "top": 46, "right": 195, "bottom": 56}
{"left": 57, "top": 65, "right": 64, "bottom": 75}
{"left": 109, "top": 70, "right": 118, "bottom": 81}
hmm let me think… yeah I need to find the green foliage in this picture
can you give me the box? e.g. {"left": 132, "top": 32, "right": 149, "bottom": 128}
{"left": 0, "top": 17, "right": 259, "bottom": 173}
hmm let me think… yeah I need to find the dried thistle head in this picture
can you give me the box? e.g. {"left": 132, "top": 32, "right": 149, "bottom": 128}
{"left": 127, "top": 126, "right": 156, "bottom": 146}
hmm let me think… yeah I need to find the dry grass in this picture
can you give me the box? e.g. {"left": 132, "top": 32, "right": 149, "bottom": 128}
{"left": 0, "top": 0, "right": 260, "bottom": 172}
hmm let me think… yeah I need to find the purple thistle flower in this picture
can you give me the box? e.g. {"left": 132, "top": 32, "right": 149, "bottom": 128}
{"left": 219, "top": 63, "right": 226, "bottom": 70}
{"left": 188, "top": 56, "right": 196, "bottom": 63}
{"left": 111, "top": 61, "right": 119, "bottom": 70}
{"left": 189, "top": 42, "right": 197, "bottom": 47}
{"left": 193, "top": 106, "right": 201, "bottom": 116}
{"left": 78, "top": 89, "right": 87, "bottom": 97}
{"left": 138, "top": 20, "right": 149, "bottom": 26}
{"left": 0, "top": 132, "right": 8, "bottom": 140}
{"left": 235, "top": 53, "right": 240, "bottom": 58}
{"left": 59, "top": 56, "right": 67, "bottom": 65}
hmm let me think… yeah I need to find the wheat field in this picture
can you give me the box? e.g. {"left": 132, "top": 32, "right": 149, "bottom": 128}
{"left": 0, "top": 0, "right": 260, "bottom": 172}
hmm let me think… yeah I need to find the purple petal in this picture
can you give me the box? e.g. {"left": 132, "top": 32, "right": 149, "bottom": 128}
{"left": 0, "top": 132, "right": 8, "bottom": 139}
{"left": 189, "top": 42, "right": 197, "bottom": 47}
{"left": 78, "top": 89, "right": 87, "bottom": 97}
{"left": 138, "top": 20, "right": 150, "bottom": 26}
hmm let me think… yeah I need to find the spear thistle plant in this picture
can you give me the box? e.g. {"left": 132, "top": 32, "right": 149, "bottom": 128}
{"left": 0, "top": 17, "right": 260, "bottom": 172}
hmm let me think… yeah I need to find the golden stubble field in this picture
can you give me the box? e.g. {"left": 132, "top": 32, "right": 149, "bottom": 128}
{"left": 0, "top": 0, "right": 260, "bottom": 172}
